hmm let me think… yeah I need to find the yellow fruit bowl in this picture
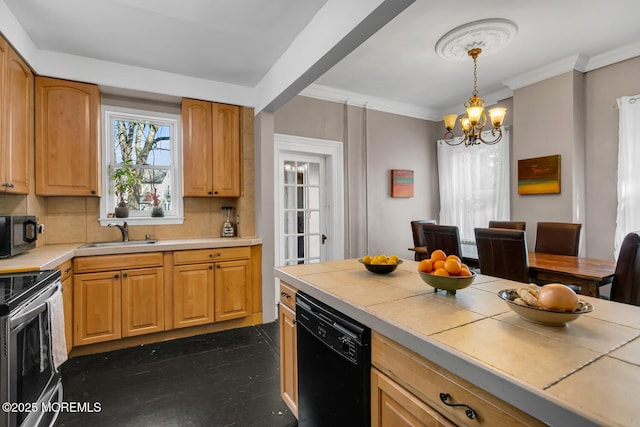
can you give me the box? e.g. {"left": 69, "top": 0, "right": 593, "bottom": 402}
{"left": 359, "top": 259, "right": 402, "bottom": 274}
{"left": 419, "top": 271, "right": 476, "bottom": 295}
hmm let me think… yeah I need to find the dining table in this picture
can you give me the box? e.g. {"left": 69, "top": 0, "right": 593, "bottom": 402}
{"left": 409, "top": 246, "right": 616, "bottom": 297}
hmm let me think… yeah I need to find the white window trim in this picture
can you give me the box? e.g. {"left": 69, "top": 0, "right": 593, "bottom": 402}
{"left": 99, "top": 105, "right": 184, "bottom": 226}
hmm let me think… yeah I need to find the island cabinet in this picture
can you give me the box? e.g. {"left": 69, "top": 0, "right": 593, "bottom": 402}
{"left": 73, "top": 252, "right": 164, "bottom": 346}
{"left": 181, "top": 98, "right": 242, "bottom": 198}
{"left": 279, "top": 281, "right": 298, "bottom": 417}
{"left": 371, "top": 332, "right": 544, "bottom": 427}
{"left": 172, "top": 247, "right": 251, "bottom": 328}
{"left": 35, "top": 76, "right": 100, "bottom": 196}
{"left": 0, "top": 36, "right": 32, "bottom": 194}
{"left": 56, "top": 259, "right": 74, "bottom": 354}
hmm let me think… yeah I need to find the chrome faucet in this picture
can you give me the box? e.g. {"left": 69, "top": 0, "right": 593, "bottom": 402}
{"left": 108, "top": 221, "right": 129, "bottom": 242}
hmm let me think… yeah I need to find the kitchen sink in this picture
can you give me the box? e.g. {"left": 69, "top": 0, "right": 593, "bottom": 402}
{"left": 80, "top": 240, "right": 158, "bottom": 248}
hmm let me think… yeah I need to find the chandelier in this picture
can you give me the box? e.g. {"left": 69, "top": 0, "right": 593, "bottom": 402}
{"left": 442, "top": 47, "right": 506, "bottom": 147}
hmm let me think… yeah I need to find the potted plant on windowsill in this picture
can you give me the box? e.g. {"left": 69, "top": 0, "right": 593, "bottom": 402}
{"left": 149, "top": 185, "right": 164, "bottom": 217}
{"left": 111, "top": 160, "right": 140, "bottom": 218}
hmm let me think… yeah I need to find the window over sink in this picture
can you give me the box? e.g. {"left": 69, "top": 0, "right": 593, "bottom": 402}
{"left": 100, "top": 103, "right": 184, "bottom": 225}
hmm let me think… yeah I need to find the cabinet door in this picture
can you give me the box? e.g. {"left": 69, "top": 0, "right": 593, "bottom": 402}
{"left": 372, "top": 368, "right": 455, "bottom": 427}
{"left": 121, "top": 267, "right": 164, "bottom": 337}
{"left": 279, "top": 303, "right": 298, "bottom": 418}
{"left": 173, "top": 263, "right": 214, "bottom": 328}
{"left": 182, "top": 98, "right": 213, "bottom": 196}
{"left": 212, "top": 103, "right": 241, "bottom": 197}
{"left": 214, "top": 259, "right": 250, "bottom": 321}
{"left": 35, "top": 76, "right": 100, "bottom": 196}
{"left": 73, "top": 271, "right": 121, "bottom": 346}
{"left": 1, "top": 44, "right": 32, "bottom": 194}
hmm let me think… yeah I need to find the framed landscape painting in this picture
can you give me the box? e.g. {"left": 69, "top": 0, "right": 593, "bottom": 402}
{"left": 517, "top": 155, "right": 561, "bottom": 195}
{"left": 390, "top": 169, "right": 414, "bottom": 198}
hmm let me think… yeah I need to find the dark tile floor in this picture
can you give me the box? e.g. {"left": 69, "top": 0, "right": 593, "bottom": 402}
{"left": 56, "top": 322, "right": 297, "bottom": 427}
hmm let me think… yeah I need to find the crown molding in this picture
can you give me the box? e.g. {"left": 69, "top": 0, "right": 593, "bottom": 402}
{"left": 299, "top": 84, "right": 441, "bottom": 120}
{"left": 503, "top": 54, "right": 588, "bottom": 91}
{"left": 585, "top": 40, "right": 640, "bottom": 72}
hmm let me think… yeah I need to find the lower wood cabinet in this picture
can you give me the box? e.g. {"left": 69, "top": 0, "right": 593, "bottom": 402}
{"left": 279, "top": 282, "right": 298, "bottom": 417}
{"left": 372, "top": 332, "right": 544, "bottom": 427}
{"left": 73, "top": 253, "right": 164, "bottom": 346}
{"left": 173, "top": 247, "right": 251, "bottom": 327}
{"left": 372, "top": 368, "right": 455, "bottom": 427}
{"left": 56, "top": 260, "right": 74, "bottom": 353}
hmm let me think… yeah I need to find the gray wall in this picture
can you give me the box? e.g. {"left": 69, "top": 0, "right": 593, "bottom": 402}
{"left": 274, "top": 96, "right": 441, "bottom": 261}
{"left": 271, "top": 55, "right": 640, "bottom": 264}
{"left": 584, "top": 56, "right": 640, "bottom": 260}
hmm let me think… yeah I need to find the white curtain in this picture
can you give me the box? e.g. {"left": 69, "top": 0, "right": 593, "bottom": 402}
{"left": 437, "top": 127, "right": 510, "bottom": 243}
{"left": 614, "top": 95, "right": 640, "bottom": 258}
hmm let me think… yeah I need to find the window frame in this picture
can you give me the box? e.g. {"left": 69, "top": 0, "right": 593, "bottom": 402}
{"left": 99, "top": 105, "right": 184, "bottom": 226}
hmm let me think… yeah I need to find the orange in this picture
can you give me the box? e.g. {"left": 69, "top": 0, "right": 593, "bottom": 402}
{"left": 444, "top": 258, "right": 461, "bottom": 275}
{"left": 418, "top": 259, "right": 433, "bottom": 273}
{"left": 446, "top": 254, "right": 461, "bottom": 264}
{"left": 433, "top": 268, "right": 449, "bottom": 277}
{"left": 458, "top": 268, "right": 472, "bottom": 277}
{"left": 433, "top": 260, "right": 446, "bottom": 271}
{"left": 430, "top": 249, "right": 447, "bottom": 263}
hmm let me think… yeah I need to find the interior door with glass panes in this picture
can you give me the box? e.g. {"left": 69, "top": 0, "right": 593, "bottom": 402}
{"left": 279, "top": 154, "right": 327, "bottom": 265}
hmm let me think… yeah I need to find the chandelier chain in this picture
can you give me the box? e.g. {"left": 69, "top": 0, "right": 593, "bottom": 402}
{"left": 472, "top": 55, "right": 478, "bottom": 97}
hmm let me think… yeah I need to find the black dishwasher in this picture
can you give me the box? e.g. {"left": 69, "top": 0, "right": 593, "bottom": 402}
{"left": 296, "top": 291, "right": 371, "bottom": 427}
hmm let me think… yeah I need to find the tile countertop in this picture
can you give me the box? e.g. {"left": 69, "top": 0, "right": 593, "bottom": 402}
{"left": 0, "top": 237, "right": 262, "bottom": 273}
{"left": 274, "top": 259, "right": 640, "bottom": 427}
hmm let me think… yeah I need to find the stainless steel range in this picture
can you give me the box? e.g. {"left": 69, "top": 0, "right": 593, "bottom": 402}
{"left": 0, "top": 270, "right": 64, "bottom": 427}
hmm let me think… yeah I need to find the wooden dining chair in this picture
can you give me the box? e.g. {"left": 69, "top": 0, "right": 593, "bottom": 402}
{"left": 488, "top": 220, "right": 526, "bottom": 231}
{"left": 474, "top": 228, "right": 530, "bottom": 283}
{"left": 609, "top": 231, "right": 640, "bottom": 306}
{"left": 535, "top": 222, "right": 582, "bottom": 256}
{"left": 411, "top": 220, "right": 436, "bottom": 260}
{"left": 421, "top": 224, "right": 462, "bottom": 259}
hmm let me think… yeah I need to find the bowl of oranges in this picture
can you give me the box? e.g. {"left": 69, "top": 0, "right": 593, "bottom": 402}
{"left": 359, "top": 254, "right": 402, "bottom": 274}
{"left": 417, "top": 250, "right": 475, "bottom": 295}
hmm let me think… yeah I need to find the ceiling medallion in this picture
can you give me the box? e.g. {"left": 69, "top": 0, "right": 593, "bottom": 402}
{"left": 435, "top": 18, "right": 518, "bottom": 61}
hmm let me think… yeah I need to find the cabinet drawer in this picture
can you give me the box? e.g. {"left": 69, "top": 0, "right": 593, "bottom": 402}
{"left": 372, "top": 332, "right": 543, "bottom": 427}
{"left": 74, "top": 252, "right": 163, "bottom": 273}
{"left": 57, "top": 259, "right": 73, "bottom": 281}
{"left": 173, "top": 247, "right": 250, "bottom": 265}
{"left": 279, "top": 281, "right": 297, "bottom": 311}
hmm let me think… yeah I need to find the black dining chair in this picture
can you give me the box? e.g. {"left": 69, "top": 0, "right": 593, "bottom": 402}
{"left": 535, "top": 222, "right": 582, "bottom": 256}
{"left": 474, "top": 228, "right": 530, "bottom": 283}
{"left": 488, "top": 220, "right": 526, "bottom": 231}
{"left": 609, "top": 231, "right": 640, "bottom": 306}
{"left": 411, "top": 220, "right": 436, "bottom": 261}
{"left": 422, "top": 224, "right": 462, "bottom": 259}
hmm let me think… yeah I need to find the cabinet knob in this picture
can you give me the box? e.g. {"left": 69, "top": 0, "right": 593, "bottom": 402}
{"left": 208, "top": 266, "right": 213, "bottom": 270}
{"left": 2, "top": 183, "right": 14, "bottom": 189}
{"left": 122, "top": 273, "right": 128, "bottom": 278}
{"left": 91, "top": 190, "right": 96, "bottom": 194}
{"left": 208, "top": 191, "right": 212, "bottom": 195}
{"left": 114, "top": 274, "right": 119, "bottom": 279}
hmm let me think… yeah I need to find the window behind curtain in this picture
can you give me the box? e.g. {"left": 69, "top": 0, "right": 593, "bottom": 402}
{"left": 437, "top": 127, "right": 511, "bottom": 243}
{"left": 614, "top": 95, "right": 640, "bottom": 258}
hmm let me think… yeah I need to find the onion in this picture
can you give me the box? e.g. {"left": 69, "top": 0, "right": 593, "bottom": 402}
{"left": 538, "top": 284, "right": 579, "bottom": 312}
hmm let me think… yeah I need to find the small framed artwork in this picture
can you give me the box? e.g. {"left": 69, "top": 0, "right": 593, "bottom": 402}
{"left": 390, "top": 169, "right": 414, "bottom": 198}
{"left": 517, "top": 154, "right": 561, "bottom": 195}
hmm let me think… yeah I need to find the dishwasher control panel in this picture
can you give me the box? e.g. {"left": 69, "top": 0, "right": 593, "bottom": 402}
{"left": 296, "top": 292, "right": 369, "bottom": 366}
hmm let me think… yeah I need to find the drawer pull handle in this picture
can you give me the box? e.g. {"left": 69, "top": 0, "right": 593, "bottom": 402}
{"left": 209, "top": 252, "right": 221, "bottom": 258}
{"left": 439, "top": 393, "right": 477, "bottom": 420}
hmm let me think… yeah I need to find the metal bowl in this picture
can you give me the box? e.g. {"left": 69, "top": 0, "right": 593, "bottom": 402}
{"left": 498, "top": 289, "right": 594, "bottom": 326}
{"left": 418, "top": 271, "right": 476, "bottom": 295}
{"left": 359, "top": 259, "right": 402, "bottom": 274}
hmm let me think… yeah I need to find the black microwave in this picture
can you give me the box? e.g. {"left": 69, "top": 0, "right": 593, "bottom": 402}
{"left": 0, "top": 216, "right": 38, "bottom": 258}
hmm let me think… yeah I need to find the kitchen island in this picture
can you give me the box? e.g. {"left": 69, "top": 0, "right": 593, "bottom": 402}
{"left": 275, "top": 259, "right": 640, "bottom": 426}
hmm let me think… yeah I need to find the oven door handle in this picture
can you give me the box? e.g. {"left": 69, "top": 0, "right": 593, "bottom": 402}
{"left": 9, "top": 283, "right": 60, "bottom": 328}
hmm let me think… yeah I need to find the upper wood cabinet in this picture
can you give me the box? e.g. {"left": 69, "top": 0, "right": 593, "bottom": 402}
{"left": 35, "top": 76, "right": 101, "bottom": 196}
{"left": 182, "top": 98, "right": 242, "bottom": 197}
{"left": 0, "top": 37, "right": 32, "bottom": 194}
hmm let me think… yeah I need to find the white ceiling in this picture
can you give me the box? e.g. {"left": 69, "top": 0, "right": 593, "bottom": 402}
{"left": 3, "top": 0, "right": 640, "bottom": 121}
